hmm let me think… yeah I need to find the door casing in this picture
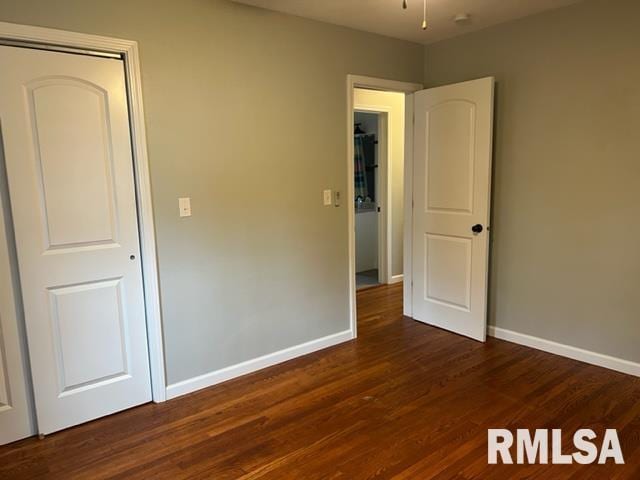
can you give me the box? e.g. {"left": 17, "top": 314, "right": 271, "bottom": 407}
{"left": 0, "top": 21, "right": 166, "bottom": 404}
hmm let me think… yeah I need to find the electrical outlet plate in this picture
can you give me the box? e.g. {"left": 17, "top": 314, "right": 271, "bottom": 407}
{"left": 179, "top": 197, "right": 191, "bottom": 217}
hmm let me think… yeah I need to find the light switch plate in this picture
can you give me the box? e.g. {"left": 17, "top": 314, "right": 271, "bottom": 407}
{"left": 179, "top": 197, "right": 191, "bottom": 217}
{"left": 323, "top": 189, "right": 332, "bottom": 206}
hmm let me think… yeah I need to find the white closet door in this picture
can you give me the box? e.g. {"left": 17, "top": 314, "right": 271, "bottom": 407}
{"left": 0, "top": 181, "right": 35, "bottom": 445}
{"left": 411, "top": 78, "right": 494, "bottom": 341}
{"left": 0, "top": 45, "right": 151, "bottom": 435}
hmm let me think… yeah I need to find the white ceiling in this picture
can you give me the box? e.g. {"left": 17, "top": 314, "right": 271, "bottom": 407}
{"left": 231, "top": 0, "right": 584, "bottom": 45}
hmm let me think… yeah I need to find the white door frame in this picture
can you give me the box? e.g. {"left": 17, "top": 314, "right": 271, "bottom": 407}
{"left": 347, "top": 75, "right": 422, "bottom": 337}
{"left": 0, "top": 21, "right": 167, "bottom": 402}
{"left": 353, "top": 107, "right": 389, "bottom": 285}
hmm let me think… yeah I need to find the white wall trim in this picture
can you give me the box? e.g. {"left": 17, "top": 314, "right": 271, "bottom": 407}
{"left": 403, "top": 94, "right": 414, "bottom": 317}
{"left": 488, "top": 326, "right": 640, "bottom": 377}
{"left": 389, "top": 274, "right": 404, "bottom": 285}
{"left": 347, "top": 75, "right": 422, "bottom": 336}
{"left": 0, "top": 21, "right": 167, "bottom": 402}
{"left": 166, "top": 329, "right": 353, "bottom": 400}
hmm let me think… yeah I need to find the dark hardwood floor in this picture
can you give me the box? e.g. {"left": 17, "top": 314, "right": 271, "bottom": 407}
{"left": 1, "top": 283, "right": 639, "bottom": 479}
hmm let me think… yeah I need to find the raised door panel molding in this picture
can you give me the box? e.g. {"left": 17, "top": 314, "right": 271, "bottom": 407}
{"left": 26, "top": 77, "right": 119, "bottom": 252}
{"left": 425, "top": 100, "right": 476, "bottom": 215}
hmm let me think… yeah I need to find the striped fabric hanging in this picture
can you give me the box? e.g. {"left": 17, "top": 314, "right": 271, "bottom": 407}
{"left": 354, "top": 135, "right": 368, "bottom": 200}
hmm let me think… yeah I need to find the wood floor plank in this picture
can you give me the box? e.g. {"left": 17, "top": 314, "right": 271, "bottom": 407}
{"left": 1, "top": 283, "right": 638, "bottom": 479}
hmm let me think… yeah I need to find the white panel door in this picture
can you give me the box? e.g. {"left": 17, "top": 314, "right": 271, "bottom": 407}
{"left": 0, "top": 179, "right": 35, "bottom": 445}
{"left": 412, "top": 78, "right": 494, "bottom": 341}
{"left": 0, "top": 45, "right": 151, "bottom": 434}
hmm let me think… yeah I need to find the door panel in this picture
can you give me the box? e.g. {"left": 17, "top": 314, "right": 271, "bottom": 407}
{"left": 426, "top": 101, "right": 475, "bottom": 214}
{"left": 0, "top": 172, "right": 34, "bottom": 445}
{"left": 27, "top": 78, "right": 118, "bottom": 249}
{"left": 0, "top": 45, "right": 151, "bottom": 435}
{"left": 412, "top": 78, "right": 494, "bottom": 341}
{"left": 424, "top": 233, "right": 472, "bottom": 311}
{"left": 49, "top": 278, "right": 129, "bottom": 393}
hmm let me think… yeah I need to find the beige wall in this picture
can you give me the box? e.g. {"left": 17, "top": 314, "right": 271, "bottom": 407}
{"left": 424, "top": 0, "right": 640, "bottom": 362}
{"left": 0, "top": 0, "right": 423, "bottom": 384}
{"left": 354, "top": 89, "right": 405, "bottom": 279}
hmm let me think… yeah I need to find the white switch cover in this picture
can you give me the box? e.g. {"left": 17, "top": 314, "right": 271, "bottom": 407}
{"left": 179, "top": 197, "right": 192, "bottom": 217}
{"left": 323, "top": 189, "right": 332, "bottom": 206}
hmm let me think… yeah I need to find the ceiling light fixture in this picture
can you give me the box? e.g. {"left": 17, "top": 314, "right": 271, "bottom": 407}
{"left": 402, "top": 0, "right": 428, "bottom": 30}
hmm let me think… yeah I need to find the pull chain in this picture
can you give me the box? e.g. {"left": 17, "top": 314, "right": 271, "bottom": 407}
{"left": 422, "top": 0, "right": 428, "bottom": 30}
{"left": 402, "top": 0, "right": 428, "bottom": 30}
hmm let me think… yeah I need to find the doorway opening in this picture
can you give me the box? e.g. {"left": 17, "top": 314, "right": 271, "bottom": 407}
{"left": 346, "top": 76, "right": 423, "bottom": 337}
{"left": 354, "top": 110, "right": 382, "bottom": 289}
{"left": 348, "top": 77, "right": 494, "bottom": 341}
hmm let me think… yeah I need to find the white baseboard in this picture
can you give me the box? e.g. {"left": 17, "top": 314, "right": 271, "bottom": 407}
{"left": 389, "top": 274, "right": 403, "bottom": 285}
{"left": 166, "top": 329, "right": 354, "bottom": 400}
{"left": 488, "top": 326, "right": 640, "bottom": 377}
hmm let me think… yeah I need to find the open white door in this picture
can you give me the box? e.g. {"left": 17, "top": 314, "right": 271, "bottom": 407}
{"left": 0, "top": 45, "right": 152, "bottom": 434}
{"left": 411, "top": 78, "right": 494, "bottom": 341}
{"left": 0, "top": 177, "right": 34, "bottom": 445}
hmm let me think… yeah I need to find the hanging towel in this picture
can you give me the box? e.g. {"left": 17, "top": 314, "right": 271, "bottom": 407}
{"left": 354, "top": 135, "right": 368, "bottom": 200}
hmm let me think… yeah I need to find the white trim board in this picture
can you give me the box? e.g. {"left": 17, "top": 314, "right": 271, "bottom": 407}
{"left": 402, "top": 94, "right": 414, "bottom": 318}
{"left": 166, "top": 329, "right": 353, "bottom": 400}
{"left": 0, "top": 21, "right": 167, "bottom": 402}
{"left": 488, "top": 326, "right": 640, "bottom": 377}
{"left": 347, "top": 75, "right": 423, "bottom": 338}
